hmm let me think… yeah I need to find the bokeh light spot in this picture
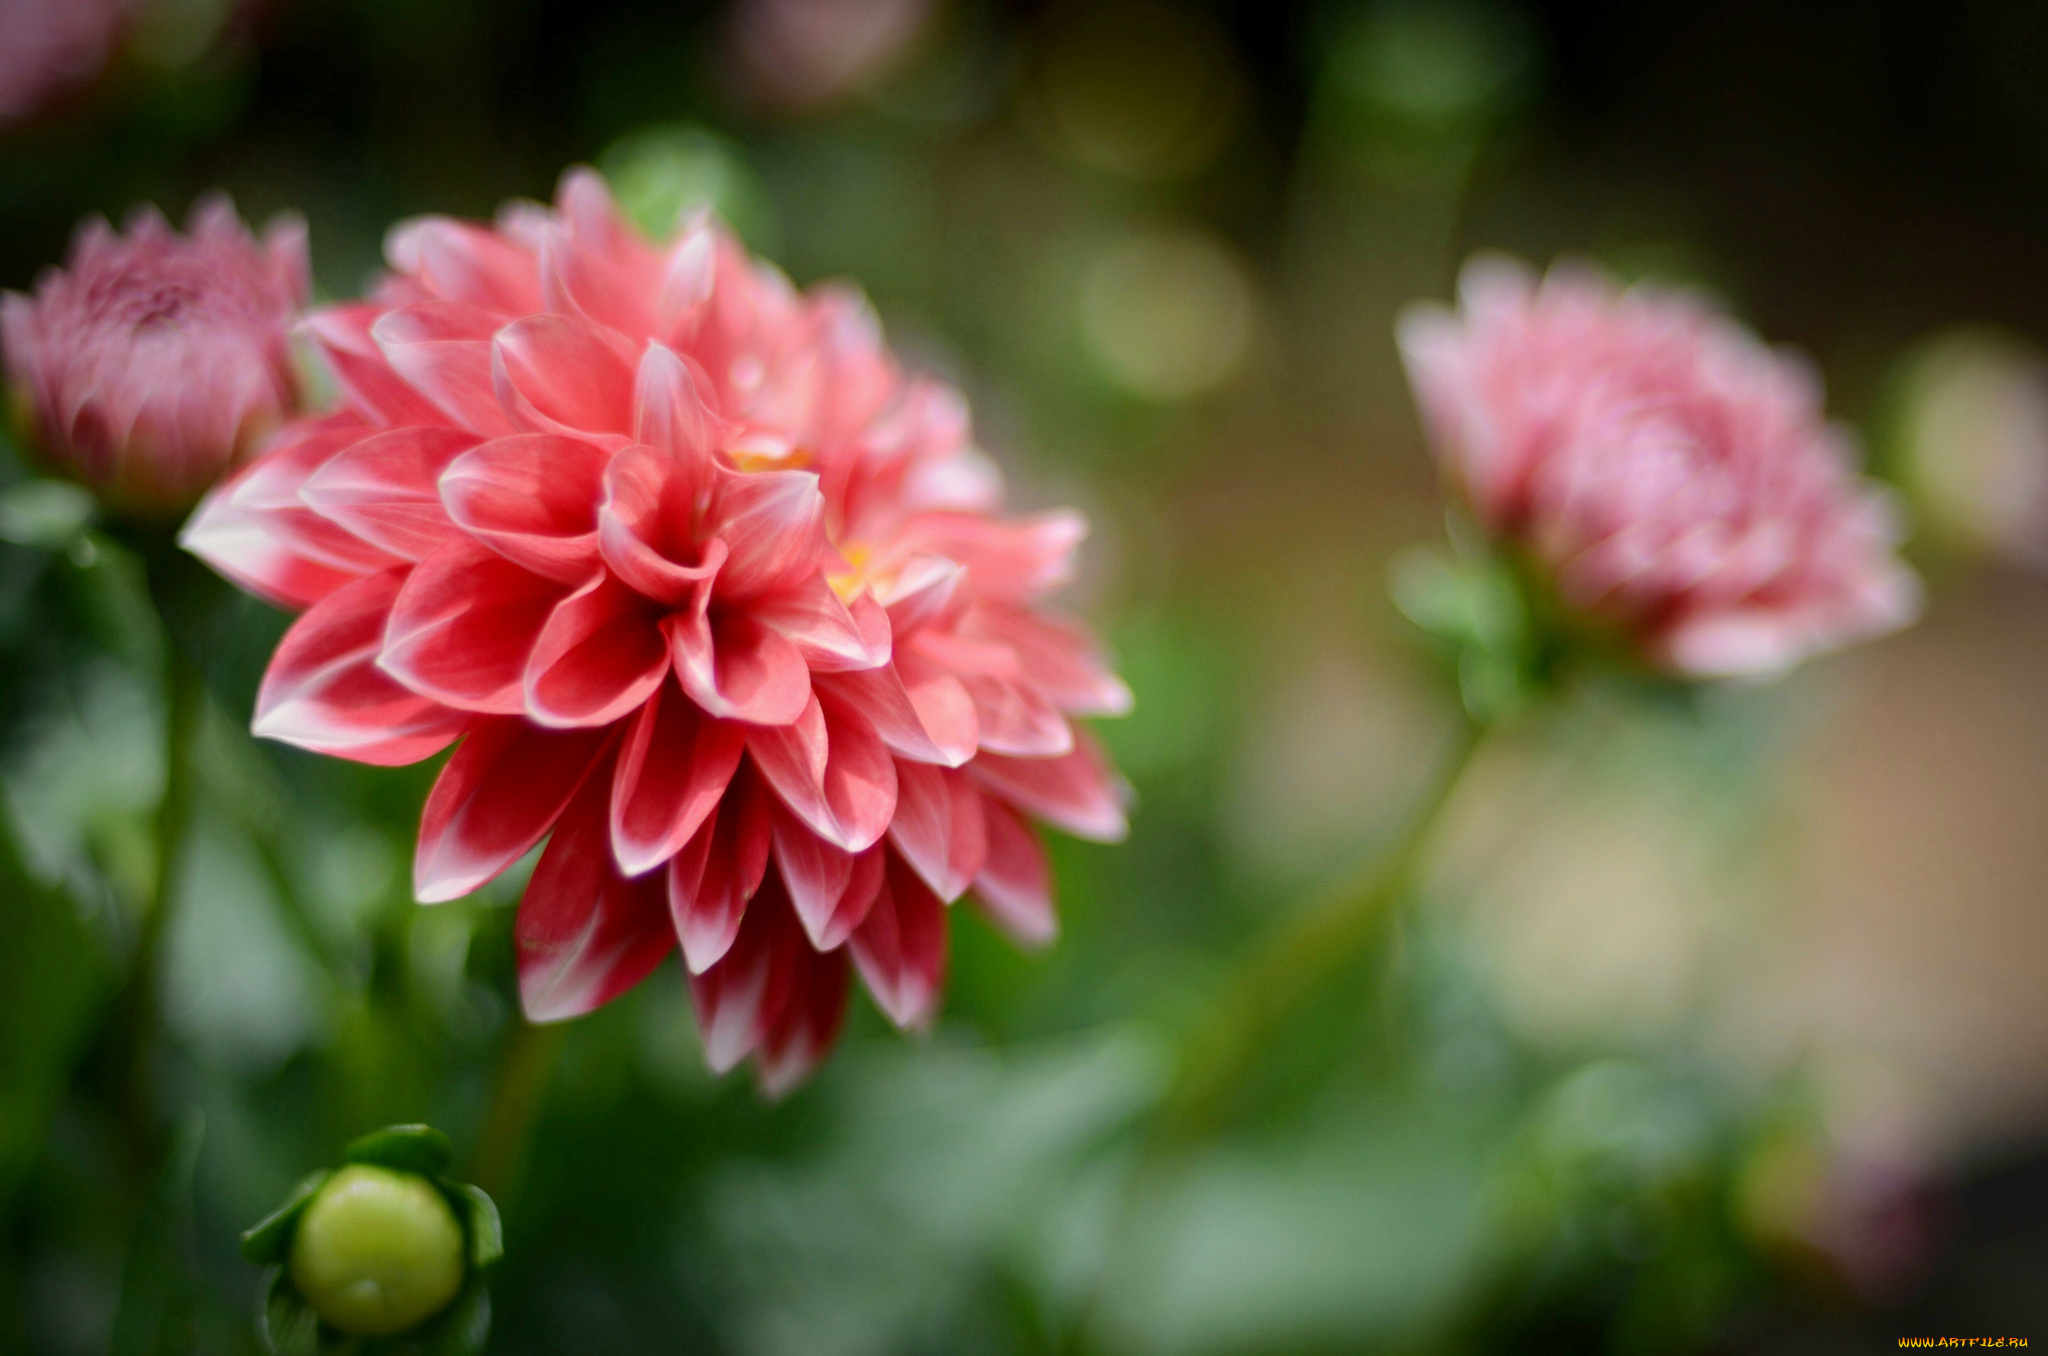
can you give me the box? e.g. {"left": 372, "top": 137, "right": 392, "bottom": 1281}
{"left": 1079, "top": 228, "right": 1253, "bottom": 401}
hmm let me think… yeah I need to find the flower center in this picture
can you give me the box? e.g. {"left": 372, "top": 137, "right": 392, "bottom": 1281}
{"left": 728, "top": 435, "right": 812, "bottom": 474}
{"left": 828, "top": 540, "right": 873, "bottom": 600}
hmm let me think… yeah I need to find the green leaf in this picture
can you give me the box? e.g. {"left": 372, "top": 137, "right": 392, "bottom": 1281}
{"left": 345, "top": 1124, "right": 453, "bottom": 1178}
{"left": 0, "top": 478, "right": 94, "bottom": 549}
{"left": 259, "top": 1268, "right": 325, "bottom": 1356}
{"left": 442, "top": 1182, "right": 503, "bottom": 1271}
{"left": 242, "top": 1170, "right": 333, "bottom": 1265}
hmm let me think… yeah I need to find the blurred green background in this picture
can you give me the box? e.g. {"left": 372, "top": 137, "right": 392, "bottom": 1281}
{"left": 6, "top": 0, "right": 2048, "bottom": 1351}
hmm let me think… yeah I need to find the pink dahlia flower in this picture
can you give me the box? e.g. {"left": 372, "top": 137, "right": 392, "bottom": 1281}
{"left": 1397, "top": 255, "right": 1920, "bottom": 678}
{"left": 3, "top": 194, "right": 309, "bottom": 516}
{"left": 182, "top": 169, "right": 1130, "bottom": 1092}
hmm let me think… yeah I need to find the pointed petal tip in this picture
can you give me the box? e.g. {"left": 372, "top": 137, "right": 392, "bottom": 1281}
{"left": 608, "top": 843, "right": 672, "bottom": 882}
{"left": 518, "top": 991, "right": 589, "bottom": 1025}
{"left": 679, "top": 939, "right": 730, "bottom": 976}
{"left": 754, "top": 1066, "right": 806, "bottom": 1101}
{"left": 698, "top": 1014, "right": 756, "bottom": 1074}
{"left": 412, "top": 870, "right": 475, "bottom": 906}
{"left": 411, "top": 844, "right": 478, "bottom": 903}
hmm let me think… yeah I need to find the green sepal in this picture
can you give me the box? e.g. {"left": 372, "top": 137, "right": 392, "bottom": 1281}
{"left": 417, "top": 1276, "right": 491, "bottom": 1356}
{"left": 258, "top": 1268, "right": 324, "bottom": 1356}
{"left": 241, "top": 1170, "right": 332, "bottom": 1265}
{"left": 440, "top": 1181, "right": 503, "bottom": 1271}
{"left": 1390, "top": 542, "right": 1541, "bottom": 723}
{"left": 0, "top": 478, "right": 94, "bottom": 550}
{"left": 260, "top": 1263, "right": 492, "bottom": 1355}
{"left": 345, "top": 1124, "right": 453, "bottom": 1178}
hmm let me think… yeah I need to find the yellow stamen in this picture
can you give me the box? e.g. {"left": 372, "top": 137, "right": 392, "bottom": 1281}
{"left": 729, "top": 439, "right": 812, "bottom": 473}
{"left": 829, "top": 541, "right": 873, "bottom": 601}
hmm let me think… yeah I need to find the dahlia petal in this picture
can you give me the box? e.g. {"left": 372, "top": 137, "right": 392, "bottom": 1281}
{"left": 557, "top": 167, "right": 651, "bottom": 267}
{"left": 610, "top": 678, "right": 744, "bottom": 877}
{"left": 597, "top": 442, "right": 724, "bottom": 605}
{"left": 875, "top": 555, "right": 966, "bottom": 637}
{"left": 705, "top": 465, "right": 831, "bottom": 598}
{"left": 181, "top": 415, "right": 399, "bottom": 609}
{"left": 381, "top": 538, "right": 568, "bottom": 713}
{"left": 414, "top": 718, "right": 612, "bottom": 902}
{"left": 385, "top": 217, "right": 543, "bottom": 315}
{"left": 539, "top": 224, "right": 656, "bottom": 339}
{"left": 300, "top": 307, "right": 446, "bottom": 427}
{"left": 809, "top": 289, "right": 897, "bottom": 439}
{"left": 440, "top": 433, "right": 609, "bottom": 584}
{"left": 746, "top": 691, "right": 898, "bottom": 851}
{"left": 849, "top": 853, "right": 947, "bottom": 1030}
{"left": 768, "top": 805, "right": 867, "bottom": 948}
{"left": 753, "top": 574, "right": 890, "bottom": 673}
{"left": 815, "top": 659, "right": 978, "bottom": 768}
{"left": 687, "top": 926, "right": 771, "bottom": 1073}
{"left": 966, "top": 605, "right": 1133, "bottom": 717}
{"left": 886, "top": 760, "right": 987, "bottom": 903}
{"left": 632, "top": 342, "right": 723, "bottom": 471}
{"left": 1656, "top": 608, "right": 1832, "bottom": 679}
{"left": 902, "top": 446, "right": 1006, "bottom": 517}
{"left": 686, "top": 874, "right": 800, "bottom": 1073}
{"left": 372, "top": 302, "right": 516, "bottom": 436}
{"left": 655, "top": 219, "right": 716, "bottom": 341}
{"left": 895, "top": 510, "right": 1086, "bottom": 601}
{"left": 252, "top": 568, "right": 468, "bottom": 766}
{"left": 968, "top": 732, "right": 1128, "bottom": 843}
{"left": 492, "top": 313, "right": 635, "bottom": 438}
{"left": 754, "top": 934, "right": 851, "bottom": 1098}
{"left": 516, "top": 777, "right": 674, "bottom": 1022}
{"left": 959, "top": 672, "right": 1073, "bottom": 758}
{"left": 1392, "top": 302, "right": 1498, "bottom": 514}
{"left": 494, "top": 198, "right": 552, "bottom": 253}
{"left": 601, "top": 514, "right": 726, "bottom": 610}
{"left": 851, "top": 591, "right": 893, "bottom": 657}
{"left": 665, "top": 608, "right": 813, "bottom": 727}
{"left": 825, "top": 845, "right": 886, "bottom": 952}
{"left": 909, "top": 627, "right": 1019, "bottom": 679}
{"left": 668, "top": 766, "right": 773, "bottom": 973}
{"left": 299, "top": 425, "right": 479, "bottom": 560}
{"left": 262, "top": 211, "right": 313, "bottom": 300}
{"left": 524, "top": 572, "right": 669, "bottom": 728}
{"left": 972, "top": 795, "right": 1056, "bottom": 947}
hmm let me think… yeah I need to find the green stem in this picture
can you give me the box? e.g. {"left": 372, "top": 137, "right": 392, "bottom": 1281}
{"left": 111, "top": 543, "right": 206, "bottom": 1174}
{"left": 469, "top": 1020, "right": 564, "bottom": 1206}
{"left": 1160, "top": 711, "right": 1488, "bottom": 1139}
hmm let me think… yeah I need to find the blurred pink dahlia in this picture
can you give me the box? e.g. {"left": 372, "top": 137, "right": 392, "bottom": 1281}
{"left": 182, "top": 169, "right": 1130, "bottom": 1092}
{"left": 3, "top": 194, "right": 309, "bottom": 515}
{"left": 1398, "top": 255, "right": 1920, "bottom": 678}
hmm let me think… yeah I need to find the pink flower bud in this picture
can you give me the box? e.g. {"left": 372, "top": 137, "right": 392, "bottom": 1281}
{"left": 2, "top": 193, "right": 309, "bottom": 516}
{"left": 1399, "top": 255, "right": 1922, "bottom": 679}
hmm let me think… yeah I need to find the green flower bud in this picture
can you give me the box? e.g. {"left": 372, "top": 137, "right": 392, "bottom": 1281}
{"left": 287, "top": 1165, "right": 466, "bottom": 1336}
{"left": 243, "top": 1124, "right": 499, "bottom": 1354}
